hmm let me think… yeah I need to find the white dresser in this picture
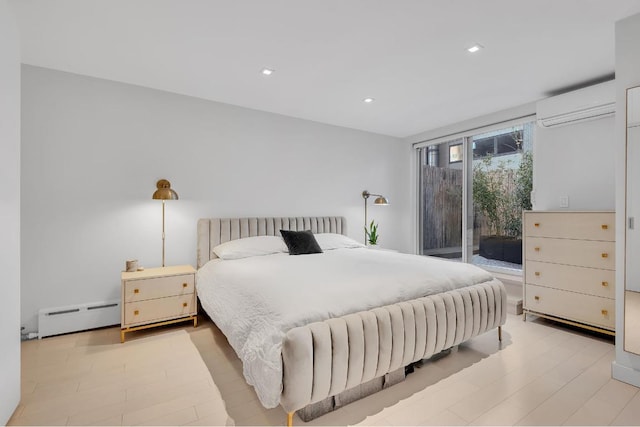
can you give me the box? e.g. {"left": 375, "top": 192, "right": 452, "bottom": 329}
{"left": 120, "top": 265, "right": 197, "bottom": 342}
{"left": 523, "top": 211, "right": 615, "bottom": 334}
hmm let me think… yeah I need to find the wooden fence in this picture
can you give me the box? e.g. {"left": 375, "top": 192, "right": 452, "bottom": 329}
{"left": 421, "top": 166, "right": 463, "bottom": 254}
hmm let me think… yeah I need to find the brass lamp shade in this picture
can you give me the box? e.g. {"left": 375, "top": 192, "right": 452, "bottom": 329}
{"left": 152, "top": 179, "right": 179, "bottom": 200}
{"left": 374, "top": 196, "right": 389, "bottom": 205}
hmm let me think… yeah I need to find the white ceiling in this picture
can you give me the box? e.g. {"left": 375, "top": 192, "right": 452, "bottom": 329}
{"left": 10, "top": 0, "right": 640, "bottom": 137}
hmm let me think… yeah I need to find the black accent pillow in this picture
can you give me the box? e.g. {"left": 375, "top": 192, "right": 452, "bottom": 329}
{"left": 280, "top": 230, "right": 323, "bottom": 255}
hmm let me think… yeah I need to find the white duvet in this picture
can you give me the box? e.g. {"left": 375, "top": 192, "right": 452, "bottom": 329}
{"left": 196, "top": 248, "right": 495, "bottom": 408}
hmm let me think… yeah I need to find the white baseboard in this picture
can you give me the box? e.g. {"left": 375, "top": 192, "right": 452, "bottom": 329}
{"left": 38, "top": 299, "right": 120, "bottom": 338}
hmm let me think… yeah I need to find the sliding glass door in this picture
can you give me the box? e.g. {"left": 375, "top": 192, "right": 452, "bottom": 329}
{"left": 470, "top": 123, "right": 533, "bottom": 272}
{"left": 418, "top": 121, "right": 534, "bottom": 273}
{"left": 418, "top": 138, "right": 465, "bottom": 260}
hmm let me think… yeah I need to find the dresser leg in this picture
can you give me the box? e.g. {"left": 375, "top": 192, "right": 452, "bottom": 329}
{"left": 193, "top": 316, "right": 198, "bottom": 328}
{"left": 498, "top": 326, "right": 502, "bottom": 342}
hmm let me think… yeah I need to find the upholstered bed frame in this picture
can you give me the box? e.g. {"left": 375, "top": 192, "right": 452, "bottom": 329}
{"left": 197, "top": 217, "right": 507, "bottom": 426}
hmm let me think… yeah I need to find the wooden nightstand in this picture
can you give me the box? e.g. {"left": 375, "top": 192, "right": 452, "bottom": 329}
{"left": 121, "top": 265, "right": 197, "bottom": 343}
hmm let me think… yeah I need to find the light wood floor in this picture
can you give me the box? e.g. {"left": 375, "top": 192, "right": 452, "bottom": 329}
{"left": 9, "top": 313, "right": 640, "bottom": 426}
{"left": 8, "top": 328, "right": 231, "bottom": 426}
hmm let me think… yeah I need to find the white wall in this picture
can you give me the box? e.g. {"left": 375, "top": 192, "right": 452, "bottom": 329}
{"left": 20, "top": 65, "right": 410, "bottom": 333}
{"left": 0, "top": 0, "right": 21, "bottom": 423}
{"left": 533, "top": 117, "right": 615, "bottom": 210}
{"left": 613, "top": 12, "right": 640, "bottom": 388}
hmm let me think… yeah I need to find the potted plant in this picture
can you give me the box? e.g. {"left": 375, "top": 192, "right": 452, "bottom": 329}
{"left": 473, "top": 151, "right": 532, "bottom": 264}
{"left": 365, "top": 220, "right": 379, "bottom": 246}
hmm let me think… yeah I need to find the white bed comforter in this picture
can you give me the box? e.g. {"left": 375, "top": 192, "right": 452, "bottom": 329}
{"left": 196, "top": 248, "right": 495, "bottom": 408}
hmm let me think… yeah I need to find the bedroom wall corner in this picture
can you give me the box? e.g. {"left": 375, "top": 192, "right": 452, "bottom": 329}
{"left": 19, "top": 66, "right": 411, "bottom": 334}
{"left": 0, "top": 0, "right": 21, "bottom": 423}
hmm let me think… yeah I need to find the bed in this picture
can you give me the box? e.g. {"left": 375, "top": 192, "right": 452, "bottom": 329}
{"left": 196, "top": 216, "right": 506, "bottom": 425}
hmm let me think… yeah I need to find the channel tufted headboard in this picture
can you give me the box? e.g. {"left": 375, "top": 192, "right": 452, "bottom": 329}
{"left": 196, "top": 216, "right": 347, "bottom": 268}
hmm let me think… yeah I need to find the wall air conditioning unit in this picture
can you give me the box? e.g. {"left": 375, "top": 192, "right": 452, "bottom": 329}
{"left": 536, "top": 80, "right": 615, "bottom": 128}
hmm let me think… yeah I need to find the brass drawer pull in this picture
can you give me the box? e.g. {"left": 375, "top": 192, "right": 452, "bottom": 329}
{"left": 134, "top": 289, "right": 140, "bottom": 294}
{"left": 534, "top": 271, "right": 540, "bottom": 276}
{"left": 182, "top": 302, "right": 188, "bottom": 308}
{"left": 134, "top": 310, "right": 139, "bottom": 316}
{"left": 602, "top": 309, "right": 608, "bottom": 316}
{"left": 534, "top": 296, "right": 540, "bottom": 301}
{"left": 534, "top": 223, "right": 540, "bottom": 227}
{"left": 182, "top": 283, "right": 188, "bottom": 288}
{"left": 534, "top": 247, "right": 540, "bottom": 252}
{"left": 602, "top": 224, "right": 608, "bottom": 230}
{"left": 601, "top": 253, "right": 609, "bottom": 258}
{"left": 602, "top": 281, "right": 609, "bottom": 287}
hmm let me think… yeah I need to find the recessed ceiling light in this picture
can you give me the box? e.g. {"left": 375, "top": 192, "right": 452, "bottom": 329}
{"left": 467, "top": 44, "right": 484, "bottom": 53}
{"left": 363, "top": 97, "right": 375, "bottom": 103}
{"left": 261, "top": 68, "right": 274, "bottom": 76}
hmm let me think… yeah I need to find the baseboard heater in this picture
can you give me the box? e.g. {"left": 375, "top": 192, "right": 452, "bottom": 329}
{"left": 38, "top": 299, "right": 120, "bottom": 339}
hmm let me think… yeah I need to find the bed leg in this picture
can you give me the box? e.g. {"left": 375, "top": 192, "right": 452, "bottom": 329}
{"left": 498, "top": 326, "right": 502, "bottom": 342}
{"left": 287, "top": 412, "right": 294, "bottom": 427}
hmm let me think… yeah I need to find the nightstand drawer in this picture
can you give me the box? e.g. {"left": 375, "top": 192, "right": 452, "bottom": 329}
{"left": 525, "top": 261, "right": 615, "bottom": 299}
{"left": 124, "top": 274, "right": 195, "bottom": 302}
{"left": 525, "top": 284, "right": 615, "bottom": 330}
{"left": 525, "top": 237, "right": 615, "bottom": 270}
{"left": 524, "top": 212, "right": 615, "bottom": 241}
{"left": 123, "top": 294, "right": 195, "bottom": 326}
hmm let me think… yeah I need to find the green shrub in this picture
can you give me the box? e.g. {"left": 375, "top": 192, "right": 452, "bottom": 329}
{"left": 473, "top": 151, "right": 532, "bottom": 238}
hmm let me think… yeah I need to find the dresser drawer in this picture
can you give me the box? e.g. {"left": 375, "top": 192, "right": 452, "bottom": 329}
{"left": 123, "top": 294, "right": 195, "bottom": 326}
{"left": 525, "top": 237, "right": 615, "bottom": 270}
{"left": 124, "top": 273, "right": 195, "bottom": 302}
{"left": 525, "top": 261, "right": 615, "bottom": 299}
{"left": 525, "top": 284, "right": 615, "bottom": 330}
{"left": 524, "top": 212, "right": 615, "bottom": 241}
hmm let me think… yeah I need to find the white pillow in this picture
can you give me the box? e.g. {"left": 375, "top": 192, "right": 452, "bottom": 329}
{"left": 314, "top": 233, "right": 365, "bottom": 250}
{"left": 213, "top": 235, "right": 287, "bottom": 260}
